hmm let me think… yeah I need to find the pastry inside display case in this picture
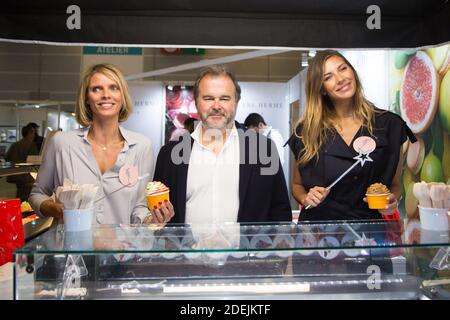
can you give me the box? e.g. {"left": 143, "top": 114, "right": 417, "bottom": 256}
{"left": 94, "top": 223, "right": 395, "bottom": 281}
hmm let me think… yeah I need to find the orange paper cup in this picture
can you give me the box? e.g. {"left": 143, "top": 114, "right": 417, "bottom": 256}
{"left": 366, "top": 193, "right": 390, "bottom": 210}
{"left": 146, "top": 191, "right": 170, "bottom": 209}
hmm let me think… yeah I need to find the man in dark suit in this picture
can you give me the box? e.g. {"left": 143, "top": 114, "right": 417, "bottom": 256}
{"left": 150, "top": 65, "right": 291, "bottom": 224}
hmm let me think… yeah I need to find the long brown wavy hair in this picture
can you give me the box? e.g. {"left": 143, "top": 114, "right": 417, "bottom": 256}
{"left": 295, "top": 50, "right": 379, "bottom": 166}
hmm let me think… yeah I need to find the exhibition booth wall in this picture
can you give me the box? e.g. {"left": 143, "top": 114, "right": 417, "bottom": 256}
{"left": 1, "top": 44, "right": 448, "bottom": 221}
{"left": 114, "top": 49, "right": 389, "bottom": 197}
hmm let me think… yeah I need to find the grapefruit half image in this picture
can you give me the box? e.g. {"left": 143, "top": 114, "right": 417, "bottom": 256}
{"left": 400, "top": 51, "right": 440, "bottom": 134}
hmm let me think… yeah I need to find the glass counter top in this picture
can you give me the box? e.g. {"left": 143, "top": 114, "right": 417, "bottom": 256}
{"left": 15, "top": 218, "right": 450, "bottom": 255}
{"left": 13, "top": 218, "right": 450, "bottom": 300}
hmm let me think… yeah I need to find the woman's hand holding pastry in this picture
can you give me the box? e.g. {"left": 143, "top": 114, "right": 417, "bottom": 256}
{"left": 378, "top": 193, "right": 398, "bottom": 215}
{"left": 145, "top": 199, "right": 175, "bottom": 224}
{"left": 363, "top": 193, "right": 399, "bottom": 215}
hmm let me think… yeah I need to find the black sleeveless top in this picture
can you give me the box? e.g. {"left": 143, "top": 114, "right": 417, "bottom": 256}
{"left": 287, "top": 110, "right": 417, "bottom": 221}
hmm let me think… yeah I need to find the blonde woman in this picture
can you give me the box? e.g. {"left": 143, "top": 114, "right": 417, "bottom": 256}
{"left": 287, "top": 50, "right": 416, "bottom": 221}
{"left": 29, "top": 63, "right": 173, "bottom": 225}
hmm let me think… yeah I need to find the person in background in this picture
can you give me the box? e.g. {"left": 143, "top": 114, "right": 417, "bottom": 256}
{"left": 26, "top": 122, "right": 44, "bottom": 152}
{"left": 169, "top": 116, "right": 197, "bottom": 141}
{"left": 287, "top": 50, "right": 417, "bottom": 221}
{"left": 183, "top": 117, "right": 196, "bottom": 134}
{"left": 244, "top": 112, "right": 285, "bottom": 165}
{"left": 5, "top": 125, "right": 39, "bottom": 201}
{"left": 29, "top": 63, "right": 166, "bottom": 225}
{"left": 153, "top": 65, "right": 292, "bottom": 224}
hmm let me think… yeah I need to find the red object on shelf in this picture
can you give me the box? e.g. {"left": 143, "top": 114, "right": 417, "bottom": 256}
{"left": 0, "top": 199, "right": 25, "bottom": 266}
{"left": 381, "top": 209, "right": 400, "bottom": 221}
{"left": 383, "top": 210, "right": 404, "bottom": 257}
{"left": 160, "top": 48, "right": 182, "bottom": 55}
{"left": 22, "top": 213, "right": 39, "bottom": 225}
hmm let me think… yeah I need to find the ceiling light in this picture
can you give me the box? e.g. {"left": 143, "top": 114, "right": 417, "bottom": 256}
{"left": 301, "top": 53, "right": 309, "bottom": 67}
{"left": 308, "top": 50, "right": 316, "bottom": 57}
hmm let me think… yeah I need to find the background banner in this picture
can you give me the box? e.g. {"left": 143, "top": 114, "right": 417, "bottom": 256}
{"left": 388, "top": 44, "right": 450, "bottom": 219}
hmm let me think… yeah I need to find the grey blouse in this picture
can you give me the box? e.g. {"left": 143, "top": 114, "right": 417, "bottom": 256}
{"left": 29, "top": 126, "right": 154, "bottom": 224}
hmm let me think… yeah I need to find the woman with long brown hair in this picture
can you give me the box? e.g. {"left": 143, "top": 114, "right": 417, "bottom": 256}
{"left": 288, "top": 50, "right": 416, "bottom": 221}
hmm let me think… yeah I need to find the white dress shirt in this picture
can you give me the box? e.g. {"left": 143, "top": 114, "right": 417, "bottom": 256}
{"left": 262, "top": 126, "right": 285, "bottom": 165}
{"left": 185, "top": 124, "right": 240, "bottom": 224}
{"left": 29, "top": 126, "right": 153, "bottom": 225}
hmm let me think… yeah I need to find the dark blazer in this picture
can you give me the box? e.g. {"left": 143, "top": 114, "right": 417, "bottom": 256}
{"left": 154, "top": 122, "right": 292, "bottom": 223}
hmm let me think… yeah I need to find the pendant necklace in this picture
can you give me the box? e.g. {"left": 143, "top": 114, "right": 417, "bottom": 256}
{"left": 89, "top": 134, "right": 120, "bottom": 151}
{"left": 90, "top": 138, "right": 108, "bottom": 151}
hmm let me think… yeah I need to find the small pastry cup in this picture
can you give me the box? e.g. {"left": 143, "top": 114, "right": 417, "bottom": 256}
{"left": 366, "top": 193, "right": 390, "bottom": 210}
{"left": 146, "top": 191, "right": 170, "bottom": 209}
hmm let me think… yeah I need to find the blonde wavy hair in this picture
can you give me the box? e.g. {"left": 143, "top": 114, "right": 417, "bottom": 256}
{"left": 295, "top": 50, "right": 379, "bottom": 166}
{"left": 76, "top": 63, "right": 132, "bottom": 127}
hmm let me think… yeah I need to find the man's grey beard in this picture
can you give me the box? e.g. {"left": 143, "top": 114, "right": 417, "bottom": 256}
{"left": 201, "top": 113, "right": 235, "bottom": 130}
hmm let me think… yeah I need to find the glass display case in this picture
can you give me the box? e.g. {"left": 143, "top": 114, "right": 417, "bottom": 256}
{"left": 13, "top": 219, "right": 450, "bottom": 300}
